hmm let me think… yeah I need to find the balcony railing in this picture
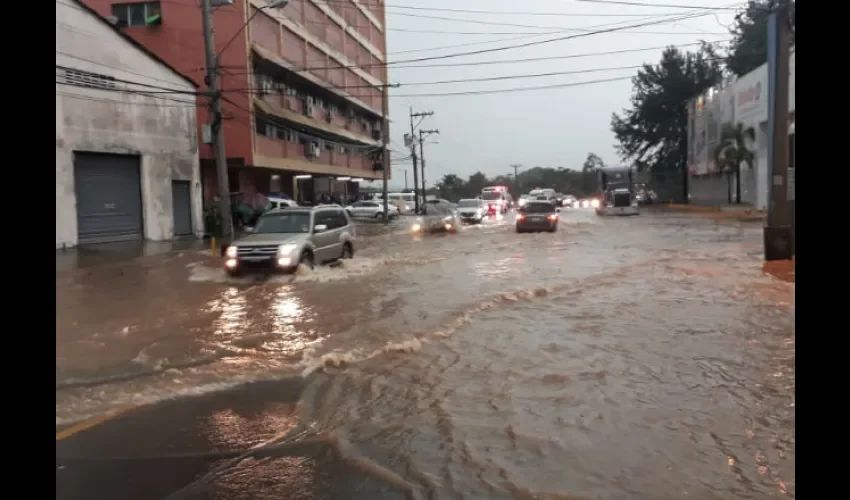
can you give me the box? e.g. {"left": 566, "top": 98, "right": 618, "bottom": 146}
{"left": 254, "top": 134, "right": 373, "bottom": 173}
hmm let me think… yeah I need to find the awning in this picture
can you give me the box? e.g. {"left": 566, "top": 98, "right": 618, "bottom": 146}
{"left": 251, "top": 43, "right": 384, "bottom": 119}
{"left": 254, "top": 99, "right": 381, "bottom": 147}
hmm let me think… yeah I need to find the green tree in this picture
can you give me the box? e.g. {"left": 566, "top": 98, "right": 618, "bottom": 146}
{"left": 713, "top": 122, "right": 755, "bottom": 204}
{"left": 726, "top": 1, "right": 795, "bottom": 77}
{"left": 582, "top": 153, "right": 604, "bottom": 172}
{"left": 434, "top": 174, "right": 466, "bottom": 201}
{"left": 611, "top": 45, "right": 722, "bottom": 177}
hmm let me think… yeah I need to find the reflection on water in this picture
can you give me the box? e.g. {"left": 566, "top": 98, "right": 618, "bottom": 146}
{"left": 209, "top": 288, "right": 248, "bottom": 337}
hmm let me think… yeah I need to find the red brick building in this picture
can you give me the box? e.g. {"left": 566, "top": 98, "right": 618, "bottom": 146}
{"left": 82, "top": 0, "right": 389, "bottom": 204}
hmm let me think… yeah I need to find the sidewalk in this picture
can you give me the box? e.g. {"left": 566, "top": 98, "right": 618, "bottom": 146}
{"left": 56, "top": 238, "right": 208, "bottom": 274}
{"left": 646, "top": 203, "right": 766, "bottom": 222}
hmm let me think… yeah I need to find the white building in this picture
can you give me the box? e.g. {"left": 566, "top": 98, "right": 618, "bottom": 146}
{"left": 687, "top": 49, "right": 795, "bottom": 209}
{"left": 56, "top": 0, "right": 203, "bottom": 248}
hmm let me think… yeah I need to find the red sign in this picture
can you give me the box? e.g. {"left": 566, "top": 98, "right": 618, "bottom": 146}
{"left": 737, "top": 81, "right": 762, "bottom": 107}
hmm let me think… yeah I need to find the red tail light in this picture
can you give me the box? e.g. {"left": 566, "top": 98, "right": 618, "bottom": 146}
{"left": 516, "top": 214, "right": 524, "bottom": 220}
{"left": 547, "top": 214, "right": 558, "bottom": 220}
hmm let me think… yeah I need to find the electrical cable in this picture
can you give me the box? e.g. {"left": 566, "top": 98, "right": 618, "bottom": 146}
{"left": 224, "top": 55, "right": 727, "bottom": 91}
{"left": 321, "top": 0, "right": 694, "bottom": 16}
{"left": 575, "top": 0, "right": 742, "bottom": 9}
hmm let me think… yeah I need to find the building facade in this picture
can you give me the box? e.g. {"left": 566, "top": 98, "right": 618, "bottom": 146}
{"left": 687, "top": 50, "right": 796, "bottom": 209}
{"left": 81, "top": 0, "right": 390, "bottom": 205}
{"left": 56, "top": 0, "right": 204, "bottom": 248}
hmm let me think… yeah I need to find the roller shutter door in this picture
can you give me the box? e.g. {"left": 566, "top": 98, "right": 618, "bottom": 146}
{"left": 74, "top": 152, "right": 143, "bottom": 244}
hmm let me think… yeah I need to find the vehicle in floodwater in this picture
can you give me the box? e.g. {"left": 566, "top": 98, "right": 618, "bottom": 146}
{"left": 596, "top": 166, "right": 640, "bottom": 216}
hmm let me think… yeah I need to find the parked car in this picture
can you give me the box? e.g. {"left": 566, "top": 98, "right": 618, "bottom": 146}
{"left": 346, "top": 200, "right": 399, "bottom": 219}
{"left": 223, "top": 205, "right": 355, "bottom": 276}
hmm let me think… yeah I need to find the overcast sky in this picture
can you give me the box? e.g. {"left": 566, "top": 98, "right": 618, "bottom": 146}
{"left": 369, "top": 0, "right": 741, "bottom": 190}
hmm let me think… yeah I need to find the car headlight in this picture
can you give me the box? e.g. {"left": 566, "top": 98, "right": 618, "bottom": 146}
{"left": 277, "top": 243, "right": 297, "bottom": 255}
{"left": 443, "top": 215, "right": 453, "bottom": 221}
{"left": 225, "top": 245, "right": 238, "bottom": 258}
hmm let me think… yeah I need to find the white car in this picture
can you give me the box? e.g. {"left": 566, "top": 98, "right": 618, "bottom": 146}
{"left": 267, "top": 196, "right": 298, "bottom": 210}
{"left": 346, "top": 200, "right": 399, "bottom": 219}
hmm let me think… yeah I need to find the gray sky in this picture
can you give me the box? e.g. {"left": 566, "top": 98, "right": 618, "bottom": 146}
{"left": 367, "top": 0, "right": 740, "bottom": 190}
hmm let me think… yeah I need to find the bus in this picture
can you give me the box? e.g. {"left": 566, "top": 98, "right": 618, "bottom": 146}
{"left": 370, "top": 192, "right": 416, "bottom": 213}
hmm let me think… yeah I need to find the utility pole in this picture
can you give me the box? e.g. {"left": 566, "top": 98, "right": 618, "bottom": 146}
{"left": 404, "top": 169, "right": 408, "bottom": 191}
{"left": 380, "top": 85, "right": 395, "bottom": 224}
{"left": 419, "top": 129, "right": 439, "bottom": 203}
{"left": 409, "top": 108, "right": 434, "bottom": 211}
{"left": 510, "top": 164, "right": 523, "bottom": 195}
{"left": 201, "top": 0, "right": 233, "bottom": 240}
{"left": 763, "top": 0, "right": 793, "bottom": 261}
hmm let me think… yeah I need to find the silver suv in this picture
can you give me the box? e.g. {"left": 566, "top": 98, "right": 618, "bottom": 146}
{"left": 223, "top": 205, "right": 355, "bottom": 276}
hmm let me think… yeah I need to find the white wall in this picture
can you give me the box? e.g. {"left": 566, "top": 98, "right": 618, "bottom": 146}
{"left": 56, "top": 1, "right": 203, "bottom": 248}
{"left": 689, "top": 50, "right": 795, "bottom": 209}
{"left": 732, "top": 50, "right": 795, "bottom": 209}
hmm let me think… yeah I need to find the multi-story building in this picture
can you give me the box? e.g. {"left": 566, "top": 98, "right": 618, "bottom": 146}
{"left": 82, "top": 0, "right": 389, "bottom": 204}
{"left": 687, "top": 49, "right": 795, "bottom": 209}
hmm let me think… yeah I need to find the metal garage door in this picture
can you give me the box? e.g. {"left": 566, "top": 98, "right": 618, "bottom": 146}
{"left": 172, "top": 180, "right": 193, "bottom": 236}
{"left": 74, "top": 152, "right": 143, "bottom": 244}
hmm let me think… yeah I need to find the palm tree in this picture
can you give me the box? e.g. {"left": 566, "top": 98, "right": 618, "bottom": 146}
{"left": 714, "top": 122, "right": 755, "bottom": 204}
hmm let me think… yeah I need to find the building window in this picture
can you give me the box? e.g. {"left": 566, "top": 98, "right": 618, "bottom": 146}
{"left": 61, "top": 68, "right": 117, "bottom": 90}
{"left": 112, "top": 2, "right": 161, "bottom": 28}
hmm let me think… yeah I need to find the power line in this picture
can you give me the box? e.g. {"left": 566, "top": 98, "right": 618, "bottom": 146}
{"left": 221, "top": 46, "right": 729, "bottom": 91}
{"left": 384, "top": 11, "right": 727, "bottom": 35}
{"left": 575, "top": 0, "right": 742, "bottom": 9}
{"left": 323, "top": 0, "right": 699, "bottom": 16}
{"left": 215, "top": 40, "right": 730, "bottom": 80}
{"left": 215, "top": 9, "right": 731, "bottom": 75}
{"left": 378, "top": 75, "right": 635, "bottom": 98}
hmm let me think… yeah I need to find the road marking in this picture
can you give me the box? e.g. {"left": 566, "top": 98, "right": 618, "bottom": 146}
{"left": 55, "top": 406, "right": 137, "bottom": 441}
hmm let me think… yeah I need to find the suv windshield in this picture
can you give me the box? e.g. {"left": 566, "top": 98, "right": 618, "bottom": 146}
{"left": 457, "top": 200, "right": 481, "bottom": 207}
{"left": 254, "top": 212, "right": 311, "bottom": 233}
{"left": 482, "top": 191, "right": 501, "bottom": 200}
{"left": 522, "top": 202, "right": 555, "bottom": 214}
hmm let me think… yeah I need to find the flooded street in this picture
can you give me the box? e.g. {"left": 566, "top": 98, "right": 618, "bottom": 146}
{"left": 56, "top": 210, "right": 794, "bottom": 499}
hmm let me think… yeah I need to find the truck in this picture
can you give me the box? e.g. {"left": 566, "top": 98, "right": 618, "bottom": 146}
{"left": 595, "top": 166, "right": 639, "bottom": 216}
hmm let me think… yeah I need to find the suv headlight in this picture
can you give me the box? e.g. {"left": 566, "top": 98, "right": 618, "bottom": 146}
{"left": 225, "top": 245, "right": 238, "bottom": 258}
{"left": 277, "top": 243, "right": 297, "bottom": 255}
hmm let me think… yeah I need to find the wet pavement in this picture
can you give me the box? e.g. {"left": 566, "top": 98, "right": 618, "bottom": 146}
{"left": 56, "top": 209, "right": 795, "bottom": 499}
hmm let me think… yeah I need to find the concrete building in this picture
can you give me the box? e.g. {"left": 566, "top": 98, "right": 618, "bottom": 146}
{"left": 81, "top": 0, "right": 390, "bottom": 205}
{"left": 687, "top": 49, "right": 795, "bottom": 209}
{"left": 56, "top": 0, "right": 204, "bottom": 248}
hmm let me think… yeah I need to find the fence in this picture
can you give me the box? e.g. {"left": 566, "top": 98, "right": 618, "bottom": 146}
{"left": 645, "top": 170, "right": 687, "bottom": 204}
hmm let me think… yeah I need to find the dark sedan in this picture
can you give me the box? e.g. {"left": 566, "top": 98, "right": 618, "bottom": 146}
{"left": 515, "top": 200, "right": 560, "bottom": 233}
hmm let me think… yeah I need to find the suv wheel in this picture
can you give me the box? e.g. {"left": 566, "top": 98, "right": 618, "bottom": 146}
{"left": 299, "top": 251, "right": 314, "bottom": 270}
{"left": 341, "top": 243, "right": 354, "bottom": 259}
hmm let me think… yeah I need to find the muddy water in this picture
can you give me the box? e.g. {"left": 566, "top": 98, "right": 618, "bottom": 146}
{"left": 56, "top": 210, "right": 794, "bottom": 499}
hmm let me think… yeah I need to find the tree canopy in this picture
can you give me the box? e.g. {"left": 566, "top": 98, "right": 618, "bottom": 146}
{"left": 433, "top": 167, "right": 599, "bottom": 202}
{"left": 726, "top": 1, "right": 796, "bottom": 77}
{"left": 611, "top": 45, "right": 722, "bottom": 173}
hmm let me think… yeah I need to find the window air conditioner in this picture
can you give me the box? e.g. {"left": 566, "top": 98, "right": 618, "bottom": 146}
{"left": 371, "top": 128, "right": 382, "bottom": 141}
{"left": 303, "top": 97, "right": 314, "bottom": 116}
{"left": 304, "top": 141, "right": 321, "bottom": 158}
{"left": 259, "top": 79, "right": 272, "bottom": 96}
